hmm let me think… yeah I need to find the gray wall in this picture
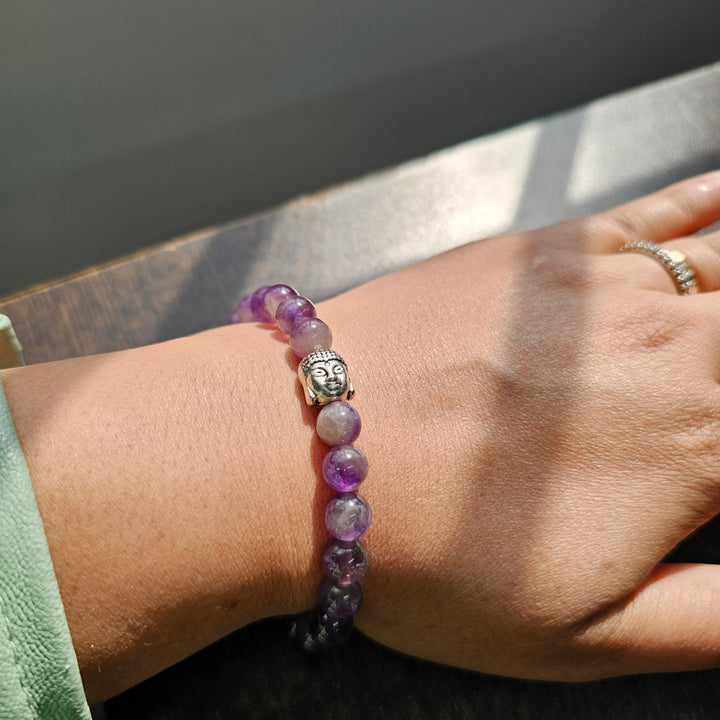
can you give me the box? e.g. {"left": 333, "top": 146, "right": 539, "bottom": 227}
{"left": 2, "top": 1, "right": 719, "bottom": 297}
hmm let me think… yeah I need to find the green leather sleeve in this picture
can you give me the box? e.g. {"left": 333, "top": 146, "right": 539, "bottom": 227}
{"left": 0, "top": 316, "right": 91, "bottom": 719}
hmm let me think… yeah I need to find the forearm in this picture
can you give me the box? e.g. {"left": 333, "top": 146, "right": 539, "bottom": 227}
{"left": 1, "top": 324, "right": 328, "bottom": 703}
{"left": 0, "top": 259, "right": 462, "bottom": 703}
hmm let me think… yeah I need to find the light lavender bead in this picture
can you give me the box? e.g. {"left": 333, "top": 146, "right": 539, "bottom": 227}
{"left": 228, "top": 293, "right": 254, "bottom": 324}
{"left": 322, "top": 445, "right": 368, "bottom": 492}
{"left": 289, "top": 317, "right": 332, "bottom": 358}
{"left": 250, "top": 286, "right": 273, "bottom": 322}
{"left": 275, "top": 295, "right": 316, "bottom": 335}
{"left": 316, "top": 402, "right": 361, "bottom": 446}
{"left": 322, "top": 540, "right": 369, "bottom": 585}
{"left": 263, "top": 284, "right": 297, "bottom": 319}
{"left": 318, "top": 578, "right": 363, "bottom": 619}
{"left": 324, "top": 492, "right": 371, "bottom": 541}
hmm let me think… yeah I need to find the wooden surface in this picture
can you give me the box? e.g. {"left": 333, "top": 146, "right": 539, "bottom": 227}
{"left": 2, "top": 64, "right": 720, "bottom": 719}
{"left": 4, "top": 63, "right": 720, "bottom": 365}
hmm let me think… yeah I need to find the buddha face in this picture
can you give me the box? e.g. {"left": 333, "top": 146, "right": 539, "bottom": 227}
{"left": 310, "top": 358, "right": 347, "bottom": 398}
{"left": 299, "top": 349, "right": 354, "bottom": 406}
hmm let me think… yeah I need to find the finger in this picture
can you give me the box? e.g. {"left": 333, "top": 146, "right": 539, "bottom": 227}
{"left": 603, "top": 230, "right": 720, "bottom": 294}
{"left": 585, "top": 172, "right": 720, "bottom": 253}
{"left": 662, "top": 234, "right": 720, "bottom": 294}
{"left": 575, "top": 563, "right": 720, "bottom": 676}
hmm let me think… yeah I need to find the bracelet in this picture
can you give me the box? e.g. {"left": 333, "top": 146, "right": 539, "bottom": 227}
{"left": 229, "top": 284, "right": 371, "bottom": 651}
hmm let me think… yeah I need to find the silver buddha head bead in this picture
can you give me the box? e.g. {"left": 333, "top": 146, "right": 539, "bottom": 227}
{"left": 298, "top": 349, "right": 355, "bottom": 406}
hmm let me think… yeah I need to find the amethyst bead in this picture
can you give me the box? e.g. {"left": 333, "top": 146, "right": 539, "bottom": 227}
{"left": 318, "top": 578, "right": 363, "bottom": 618}
{"left": 322, "top": 445, "right": 368, "bottom": 492}
{"left": 322, "top": 540, "right": 369, "bottom": 585}
{"left": 316, "top": 402, "right": 361, "bottom": 446}
{"left": 294, "top": 608, "right": 353, "bottom": 651}
{"left": 263, "top": 284, "right": 297, "bottom": 318}
{"left": 289, "top": 317, "right": 332, "bottom": 358}
{"left": 275, "top": 295, "right": 316, "bottom": 335}
{"left": 325, "top": 492, "right": 372, "bottom": 541}
{"left": 228, "top": 293, "right": 254, "bottom": 324}
{"left": 250, "top": 285, "right": 274, "bottom": 322}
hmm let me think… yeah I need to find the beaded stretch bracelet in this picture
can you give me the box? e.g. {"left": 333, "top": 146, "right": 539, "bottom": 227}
{"left": 229, "top": 284, "right": 371, "bottom": 651}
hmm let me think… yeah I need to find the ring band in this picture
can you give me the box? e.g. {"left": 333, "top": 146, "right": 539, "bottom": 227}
{"left": 619, "top": 241, "right": 699, "bottom": 295}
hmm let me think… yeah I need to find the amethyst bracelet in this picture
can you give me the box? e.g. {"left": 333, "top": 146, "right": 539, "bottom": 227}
{"left": 229, "top": 284, "right": 371, "bottom": 650}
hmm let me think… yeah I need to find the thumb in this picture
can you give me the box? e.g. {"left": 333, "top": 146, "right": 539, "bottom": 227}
{"left": 576, "top": 563, "right": 720, "bottom": 677}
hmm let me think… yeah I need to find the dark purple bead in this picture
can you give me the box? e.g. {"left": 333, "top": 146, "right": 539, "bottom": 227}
{"left": 275, "top": 295, "right": 316, "bottom": 335}
{"left": 228, "top": 293, "right": 254, "bottom": 324}
{"left": 293, "top": 607, "right": 353, "bottom": 651}
{"left": 324, "top": 492, "right": 371, "bottom": 541}
{"left": 250, "top": 285, "right": 273, "bottom": 322}
{"left": 318, "top": 578, "right": 363, "bottom": 618}
{"left": 316, "top": 402, "right": 361, "bottom": 446}
{"left": 322, "top": 540, "right": 369, "bottom": 585}
{"left": 263, "top": 284, "right": 297, "bottom": 319}
{"left": 289, "top": 317, "right": 332, "bottom": 358}
{"left": 314, "top": 611, "right": 353, "bottom": 647}
{"left": 322, "top": 445, "right": 368, "bottom": 492}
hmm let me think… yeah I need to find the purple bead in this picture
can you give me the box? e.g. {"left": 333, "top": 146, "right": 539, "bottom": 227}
{"left": 322, "top": 540, "right": 369, "bottom": 585}
{"left": 228, "top": 293, "right": 254, "bottom": 324}
{"left": 316, "top": 402, "right": 361, "bottom": 446}
{"left": 263, "top": 284, "right": 297, "bottom": 319}
{"left": 294, "top": 608, "right": 353, "bottom": 651}
{"left": 318, "top": 578, "right": 363, "bottom": 618}
{"left": 322, "top": 445, "right": 368, "bottom": 492}
{"left": 325, "top": 492, "right": 371, "bottom": 541}
{"left": 275, "top": 296, "right": 317, "bottom": 335}
{"left": 289, "top": 317, "right": 332, "bottom": 358}
{"left": 250, "top": 286, "right": 273, "bottom": 323}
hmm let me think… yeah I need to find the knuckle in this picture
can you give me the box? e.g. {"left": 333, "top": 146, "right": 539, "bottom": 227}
{"left": 612, "top": 300, "right": 691, "bottom": 354}
{"left": 586, "top": 214, "right": 639, "bottom": 249}
{"left": 661, "top": 185, "right": 700, "bottom": 229}
{"left": 675, "top": 404, "right": 720, "bottom": 458}
{"left": 504, "top": 575, "right": 611, "bottom": 639}
{"left": 657, "top": 397, "right": 720, "bottom": 519}
{"left": 522, "top": 245, "right": 601, "bottom": 293}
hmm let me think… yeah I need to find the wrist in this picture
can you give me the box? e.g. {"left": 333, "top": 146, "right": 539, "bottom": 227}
{"left": 2, "top": 327, "right": 322, "bottom": 701}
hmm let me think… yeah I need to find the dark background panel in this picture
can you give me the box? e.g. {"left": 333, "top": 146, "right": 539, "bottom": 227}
{"left": 3, "top": 0, "right": 720, "bottom": 296}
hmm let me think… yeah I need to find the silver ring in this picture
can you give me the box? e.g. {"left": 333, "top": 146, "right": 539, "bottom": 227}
{"left": 619, "top": 241, "right": 699, "bottom": 295}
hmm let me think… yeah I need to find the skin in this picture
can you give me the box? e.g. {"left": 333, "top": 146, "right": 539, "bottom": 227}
{"left": 3, "top": 172, "right": 720, "bottom": 704}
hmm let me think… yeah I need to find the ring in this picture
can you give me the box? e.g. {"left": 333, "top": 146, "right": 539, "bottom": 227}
{"left": 619, "top": 241, "right": 699, "bottom": 295}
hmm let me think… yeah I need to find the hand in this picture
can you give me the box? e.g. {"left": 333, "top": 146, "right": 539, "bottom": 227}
{"left": 321, "top": 172, "right": 720, "bottom": 680}
{"left": 6, "top": 173, "right": 720, "bottom": 702}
